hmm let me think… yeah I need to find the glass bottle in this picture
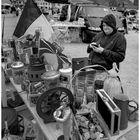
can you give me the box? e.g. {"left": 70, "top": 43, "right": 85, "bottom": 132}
{"left": 9, "top": 39, "right": 18, "bottom": 61}
{"left": 3, "top": 121, "right": 11, "bottom": 140}
{"left": 25, "top": 53, "right": 30, "bottom": 65}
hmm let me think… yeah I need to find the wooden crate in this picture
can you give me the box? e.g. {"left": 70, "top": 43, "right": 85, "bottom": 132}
{"left": 73, "top": 109, "right": 110, "bottom": 140}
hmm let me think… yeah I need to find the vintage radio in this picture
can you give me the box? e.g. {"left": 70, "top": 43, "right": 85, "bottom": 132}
{"left": 27, "top": 82, "right": 47, "bottom": 106}
{"left": 96, "top": 89, "right": 121, "bottom": 136}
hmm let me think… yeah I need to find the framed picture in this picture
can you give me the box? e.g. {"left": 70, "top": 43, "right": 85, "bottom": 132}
{"left": 23, "top": 47, "right": 32, "bottom": 56}
{"left": 19, "top": 47, "right": 32, "bottom": 63}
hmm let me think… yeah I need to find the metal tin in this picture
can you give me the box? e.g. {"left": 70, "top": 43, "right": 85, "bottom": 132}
{"left": 59, "top": 68, "right": 72, "bottom": 74}
{"left": 11, "top": 61, "right": 24, "bottom": 69}
{"left": 27, "top": 62, "right": 46, "bottom": 82}
{"left": 41, "top": 70, "right": 60, "bottom": 89}
{"left": 11, "top": 61, "right": 24, "bottom": 85}
{"left": 41, "top": 70, "right": 60, "bottom": 80}
{"left": 59, "top": 68, "right": 72, "bottom": 88}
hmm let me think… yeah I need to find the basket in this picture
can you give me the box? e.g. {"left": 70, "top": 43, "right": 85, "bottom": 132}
{"left": 72, "top": 109, "right": 110, "bottom": 140}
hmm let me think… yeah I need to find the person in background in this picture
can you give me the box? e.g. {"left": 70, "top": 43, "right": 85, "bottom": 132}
{"left": 59, "top": 3, "right": 78, "bottom": 22}
{"left": 87, "top": 14, "right": 127, "bottom": 71}
{"left": 11, "top": 5, "right": 16, "bottom": 14}
{"left": 122, "top": 13, "right": 128, "bottom": 34}
{"left": 16, "top": 7, "right": 20, "bottom": 16}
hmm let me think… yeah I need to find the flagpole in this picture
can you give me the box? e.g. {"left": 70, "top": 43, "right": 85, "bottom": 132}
{"left": 2, "top": 15, "right": 5, "bottom": 43}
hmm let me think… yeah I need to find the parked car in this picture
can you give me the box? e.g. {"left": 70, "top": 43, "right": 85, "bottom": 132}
{"left": 74, "top": 4, "right": 125, "bottom": 43}
{"left": 2, "top": 3, "right": 11, "bottom": 14}
{"left": 2, "top": 8, "right": 9, "bottom": 14}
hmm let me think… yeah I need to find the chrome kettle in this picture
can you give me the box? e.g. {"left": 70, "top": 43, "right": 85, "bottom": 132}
{"left": 113, "top": 94, "right": 138, "bottom": 130}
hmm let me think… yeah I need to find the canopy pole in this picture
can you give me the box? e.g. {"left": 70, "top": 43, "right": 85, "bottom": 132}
{"left": 2, "top": 15, "right": 5, "bottom": 43}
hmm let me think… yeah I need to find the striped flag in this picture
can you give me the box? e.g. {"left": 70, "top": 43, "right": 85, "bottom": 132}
{"left": 39, "top": 39, "right": 71, "bottom": 70}
{"left": 13, "top": 0, "right": 53, "bottom": 41}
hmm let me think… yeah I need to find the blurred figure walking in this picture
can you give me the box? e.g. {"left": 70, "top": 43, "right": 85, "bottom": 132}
{"left": 122, "top": 14, "right": 128, "bottom": 34}
{"left": 59, "top": 2, "right": 78, "bottom": 22}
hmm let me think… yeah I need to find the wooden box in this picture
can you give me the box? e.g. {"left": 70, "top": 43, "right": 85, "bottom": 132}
{"left": 96, "top": 89, "right": 121, "bottom": 136}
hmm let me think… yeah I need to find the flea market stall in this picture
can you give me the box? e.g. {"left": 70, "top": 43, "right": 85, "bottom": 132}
{"left": 2, "top": 33, "right": 138, "bottom": 140}
{"left": 1, "top": 0, "right": 138, "bottom": 140}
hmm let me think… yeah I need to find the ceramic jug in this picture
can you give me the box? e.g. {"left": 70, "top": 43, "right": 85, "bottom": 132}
{"left": 113, "top": 94, "right": 138, "bottom": 130}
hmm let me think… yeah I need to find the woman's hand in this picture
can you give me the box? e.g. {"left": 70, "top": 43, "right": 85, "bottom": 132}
{"left": 90, "top": 43, "right": 104, "bottom": 54}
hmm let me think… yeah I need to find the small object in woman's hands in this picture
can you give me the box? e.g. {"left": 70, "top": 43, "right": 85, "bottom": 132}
{"left": 90, "top": 42, "right": 99, "bottom": 48}
{"left": 54, "top": 110, "right": 61, "bottom": 118}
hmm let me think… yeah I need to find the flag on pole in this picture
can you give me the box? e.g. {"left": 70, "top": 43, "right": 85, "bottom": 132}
{"left": 13, "top": 0, "right": 53, "bottom": 41}
{"left": 39, "top": 39, "right": 71, "bottom": 70}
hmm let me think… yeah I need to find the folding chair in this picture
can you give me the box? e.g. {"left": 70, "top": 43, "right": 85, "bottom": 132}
{"left": 52, "top": 26, "right": 69, "bottom": 46}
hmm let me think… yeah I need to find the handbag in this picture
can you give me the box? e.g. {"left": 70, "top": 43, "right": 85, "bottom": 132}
{"left": 108, "top": 63, "right": 119, "bottom": 77}
{"left": 103, "top": 63, "right": 124, "bottom": 99}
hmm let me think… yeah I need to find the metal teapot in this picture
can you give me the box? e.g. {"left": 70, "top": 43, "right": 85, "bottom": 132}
{"left": 113, "top": 94, "right": 138, "bottom": 130}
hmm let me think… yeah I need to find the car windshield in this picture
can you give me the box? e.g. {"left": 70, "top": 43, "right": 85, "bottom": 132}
{"left": 83, "top": 6, "right": 113, "bottom": 17}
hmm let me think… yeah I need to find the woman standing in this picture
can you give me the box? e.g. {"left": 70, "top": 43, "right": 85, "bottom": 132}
{"left": 87, "top": 14, "right": 127, "bottom": 70}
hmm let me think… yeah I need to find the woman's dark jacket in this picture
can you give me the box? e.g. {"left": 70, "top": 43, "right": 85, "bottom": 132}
{"left": 87, "top": 14, "right": 127, "bottom": 70}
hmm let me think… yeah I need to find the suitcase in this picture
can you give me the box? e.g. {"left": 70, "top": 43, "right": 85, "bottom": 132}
{"left": 96, "top": 89, "right": 121, "bottom": 136}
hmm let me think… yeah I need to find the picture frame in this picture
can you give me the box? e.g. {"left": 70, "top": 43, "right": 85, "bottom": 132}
{"left": 19, "top": 47, "right": 32, "bottom": 63}
{"left": 23, "top": 47, "right": 33, "bottom": 56}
